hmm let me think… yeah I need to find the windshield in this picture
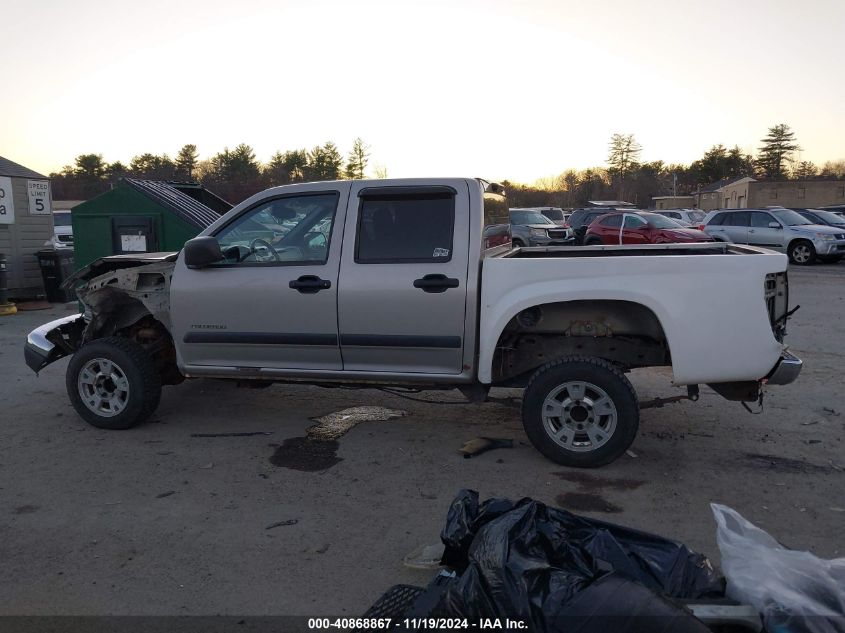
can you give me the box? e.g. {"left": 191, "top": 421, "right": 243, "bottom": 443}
{"left": 53, "top": 214, "right": 73, "bottom": 226}
{"left": 510, "top": 210, "right": 554, "bottom": 225}
{"left": 770, "top": 209, "right": 814, "bottom": 226}
{"left": 688, "top": 210, "right": 705, "bottom": 222}
{"left": 641, "top": 213, "right": 685, "bottom": 229}
{"left": 809, "top": 210, "right": 845, "bottom": 225}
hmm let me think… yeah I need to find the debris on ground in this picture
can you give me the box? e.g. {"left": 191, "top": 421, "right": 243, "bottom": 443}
{"left": 307, "top": 406, "right": 407, "bottom": 441}
{"left": 458, "top": 437, "right": 513, "bottom": 459}
{"left": 713, "top": 503, "right": 845, "bottom": 633}
{"left": 191, "top": 431, "right": 273, "bottom": 438}
{"left": 364, "top": 490, "right": 729, "bottom": 632}
{"left": 265, "top": 519, "right": 298, "bottom": 530}
{"left": 156, "top": 491, "right": 176, "bottom": 498}
{"left": 403, "top": 543, "right": 445, "bottom": 570}
{"left": 626, "top": 449, "right": 638, "bottom": 458}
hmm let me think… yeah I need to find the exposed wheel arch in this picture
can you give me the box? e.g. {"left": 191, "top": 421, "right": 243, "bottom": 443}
{"left": 490, "top": 299, "right": 671, "bottom": 385}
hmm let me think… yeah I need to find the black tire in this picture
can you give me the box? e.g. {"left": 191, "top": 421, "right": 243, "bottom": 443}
{"left": 512, "top": 239, "right": 525, "bottom": 248}
{"left": 66, "top": 337, "right": 161, "bottom": 430}
{"left": 521, "top": 356, "right": 639, "bottom": 468}
{"left": 788, "top": 239, "right": 816, "bottom": 265}
{"left": 583, "top": 236, "right": 604, "bottom": 246}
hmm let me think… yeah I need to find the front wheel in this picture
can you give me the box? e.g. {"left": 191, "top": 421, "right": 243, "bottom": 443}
{"left": 66, "top": 337, "right": 161, "bottom": 430}
{"left": 521, "top": 356, "right": 639, "bottom": 467}
{"left": 788, "top": 240, "right": 816, "bottom": 265}
{"left": 512, "top": 239, "right": 525, "bottom": 248}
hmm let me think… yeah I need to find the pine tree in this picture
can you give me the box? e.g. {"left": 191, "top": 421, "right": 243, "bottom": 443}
{"left": 176, "top": 144, "right": 199, "bottom": 180}
{"left": 756, "top": 124, "right": 800, "bottom": 179}
{"left": 344, "top": 137, "right": 370, "bottom": 179}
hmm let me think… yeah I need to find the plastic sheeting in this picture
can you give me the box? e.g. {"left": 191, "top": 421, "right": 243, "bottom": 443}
{"left": 713, "top": 503, "right": 845, "bottom": 633}
{"left": 431, "top": 490, "right": 723, "bottom": 632}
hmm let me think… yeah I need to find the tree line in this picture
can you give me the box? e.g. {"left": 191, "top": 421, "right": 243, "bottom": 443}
{"left": 50, "top": 124, "right": 844, "bottom": 208}
{"left": 50, "top": 138, "right": 376, "bottom": 202}
{"left": 508, "top": 124, "right": 845, "bottom": 208}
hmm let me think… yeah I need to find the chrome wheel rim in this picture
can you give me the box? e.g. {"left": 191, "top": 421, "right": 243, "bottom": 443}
{"left": 542, "top": 381, "right": 617, "bottom": 452}
{"left": 792, "top": 244, "right": 811, "bottom": 263}
{"left": 77, "top": 358, "right": 130, "bottom": 417}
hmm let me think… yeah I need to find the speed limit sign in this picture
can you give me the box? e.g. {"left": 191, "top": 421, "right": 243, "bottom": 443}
{"left": 28, "top": 180, "right": 50, "bottom": 215}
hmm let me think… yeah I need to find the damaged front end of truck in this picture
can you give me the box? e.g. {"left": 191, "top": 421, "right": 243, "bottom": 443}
{"left": 24, "top": 253, "right": 182, "bottom": 384}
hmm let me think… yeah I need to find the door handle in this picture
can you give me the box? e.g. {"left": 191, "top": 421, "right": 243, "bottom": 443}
{"left": 289, "top": 275, "right": 331, "bottom": 294}
{"left": 413, "top": 274, "right": 460, "bottom": 293}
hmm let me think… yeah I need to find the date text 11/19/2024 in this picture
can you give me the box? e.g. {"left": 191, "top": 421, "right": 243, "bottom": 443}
{"left": 307, "top": 618, "right": 528, "bottom": 630}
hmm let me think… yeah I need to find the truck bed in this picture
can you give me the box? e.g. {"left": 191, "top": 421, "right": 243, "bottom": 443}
{"left": 500, "top": 242, "right": 761, "bottom": 258}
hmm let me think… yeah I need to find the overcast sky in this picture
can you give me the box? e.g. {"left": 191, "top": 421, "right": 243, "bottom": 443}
{"left": 2, "top": 0, "right": 843, "bottom": 183}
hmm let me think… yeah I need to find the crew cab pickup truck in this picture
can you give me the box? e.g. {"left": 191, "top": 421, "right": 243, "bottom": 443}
{"left": 25, "top": 178, "right": 802, "bottom": 467}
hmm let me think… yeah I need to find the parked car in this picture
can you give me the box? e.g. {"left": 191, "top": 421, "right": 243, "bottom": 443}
{"left": 584, "top": 212, "right": 714, "bottom": 245}
{"left": 525, "top": 206, "right": 569, "bottom": 226}
{"left": 52, "top": 210, "right": 74, "bottom": 247}
{"left": 26, "top": 177, "right": 800, "bottom": 469}
{"left": 794, "top": 208, "right": 845, "bottom": 231}
{"left": 566, "top": 207, "right": 625, "bottom": 244}
{"left": 818, "top": 205, "right": 845, "bottom": 218}
{"left": 509, "top": 209, "right": 572, "bottom": 247}
{"left": 700, "top": 207, "right": 845, "bottom": 264}
{"left": 652, "top": 208, "right": 706, "bottom": 228}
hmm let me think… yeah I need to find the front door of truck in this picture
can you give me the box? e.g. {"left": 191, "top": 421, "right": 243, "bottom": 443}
{"left": 337, "top": 182, "right": 470, "bottom": 374}
{"left": 171, "top": 186, "right": 349, "bottom": 371}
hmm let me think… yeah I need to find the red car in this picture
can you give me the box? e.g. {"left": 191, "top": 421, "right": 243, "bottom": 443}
{"left": 584, "top": 211, "right": 714, "bottom": 245}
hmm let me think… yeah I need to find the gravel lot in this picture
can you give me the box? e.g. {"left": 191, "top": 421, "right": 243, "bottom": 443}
{"left": 1, "top": 263, "right": 843, "bottom": 616}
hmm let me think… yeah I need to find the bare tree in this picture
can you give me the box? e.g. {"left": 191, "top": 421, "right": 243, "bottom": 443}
{"left": 607, "top": 133, "right": 642, "bottom": 200}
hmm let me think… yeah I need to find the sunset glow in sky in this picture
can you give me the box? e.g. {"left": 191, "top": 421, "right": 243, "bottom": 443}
{"left": 2, "top": 0, "right": 843, "bottom": 183}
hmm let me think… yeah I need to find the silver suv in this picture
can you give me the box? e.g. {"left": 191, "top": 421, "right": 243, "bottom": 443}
{"left": 702, "top": 207, "right": 845, "bottom": 264}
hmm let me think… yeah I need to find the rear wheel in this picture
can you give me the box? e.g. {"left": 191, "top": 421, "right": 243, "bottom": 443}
{"left": 521, "top": 356, "right": 639, "bottom": 467}
{"left": 788, "top": 240, "right": 816, "bottom": 265}
{"left": 67, "top": 337, "right": 161, "bottom": 430}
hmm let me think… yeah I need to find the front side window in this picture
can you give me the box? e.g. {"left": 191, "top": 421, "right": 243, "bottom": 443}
{"left": 214, "top": 193, "right": 338, "bottom": 265}
{"left": 770, "top": 208, "right": 814, "bottom": 226}
{"left": 750, "top": 212, "right": 775, "bottom": 228}
{"left": 623, "top": 215, "right": 648, "bottom": 229}
{"left": 357, "top": 193, "right": 455, "bottom": 263}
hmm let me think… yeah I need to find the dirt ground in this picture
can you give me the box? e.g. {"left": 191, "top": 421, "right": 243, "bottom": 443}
{"left": 0, "top": 263, "right": 843, "bottom": 616}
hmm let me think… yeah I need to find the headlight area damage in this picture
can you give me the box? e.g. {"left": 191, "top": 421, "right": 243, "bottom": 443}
{"left": 24, "top": 253, "right": 182, "bottom": 385}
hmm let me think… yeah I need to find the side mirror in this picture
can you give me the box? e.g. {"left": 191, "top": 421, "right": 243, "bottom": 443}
{"left": 768, "top": 221, "right": 782, "bottom": 229}
{"left": 184, "top": 236, "right": 223, "bottom": 269}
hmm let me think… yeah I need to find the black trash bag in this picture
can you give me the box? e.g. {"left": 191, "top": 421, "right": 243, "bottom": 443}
{"left": 434, "top": 490, "right": 723, "bottom": 631}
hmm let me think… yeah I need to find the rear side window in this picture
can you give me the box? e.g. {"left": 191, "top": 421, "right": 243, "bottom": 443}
{"left": 664, "top": 212, "right": 681, "bottom": 219}
{"left": 599, "top": 215, "right": 623, "bottom": 227}
{"left": 721, "top": 212, "right": 750, "bottom": 227}
{"left": 356, "top": 193, "right": 455, "bottom": 263}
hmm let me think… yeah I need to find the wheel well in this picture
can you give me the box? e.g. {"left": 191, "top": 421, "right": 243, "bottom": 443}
{"left": 81, "top": 291, "right": 182, "bottom": 386}
{"left": 491, "top": 300, "right": 671, "bottom": 385}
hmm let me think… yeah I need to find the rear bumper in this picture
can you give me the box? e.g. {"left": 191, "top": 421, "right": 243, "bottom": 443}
{"left": 765, "top": 351, "right": 803, "bottom": 385}
{"left": 24, "top": 314, "right": 84, "bottom": 373}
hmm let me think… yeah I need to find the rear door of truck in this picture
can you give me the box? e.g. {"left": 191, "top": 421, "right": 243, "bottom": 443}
{"left": 337, "top": 181, "right": 471, "bottom": 374}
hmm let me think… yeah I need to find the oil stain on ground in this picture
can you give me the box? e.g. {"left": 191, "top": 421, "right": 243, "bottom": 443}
{"left": 744, "top": 453, "right": 837, "bottom": 474}
{"left": 554, "top": 471, "right": 645, "bottom": 514}
{"left": 269, "top": 406, "right": 407, "bottom": 472}
{"left": 269, "top": 437, "right": 342, "bottom": 472}
{"left": 555, "top": 492, "right": 622, "bottom": 513}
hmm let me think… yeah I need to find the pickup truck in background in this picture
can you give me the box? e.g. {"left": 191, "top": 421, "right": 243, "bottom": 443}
{"left": 25, "top": 178, "right": 802, "bottom": 467}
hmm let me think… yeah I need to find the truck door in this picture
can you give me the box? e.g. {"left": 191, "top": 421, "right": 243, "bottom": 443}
{"left": 171, "top": 187, "right": 348, "bottom": 371}
{"left": 337, "top": 182, "right": 470, "bottom": 374}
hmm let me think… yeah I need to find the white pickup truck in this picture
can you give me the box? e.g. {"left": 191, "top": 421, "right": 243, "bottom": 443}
{"left": 25, "top": 178, "right": 801, "bottom": 467}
